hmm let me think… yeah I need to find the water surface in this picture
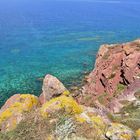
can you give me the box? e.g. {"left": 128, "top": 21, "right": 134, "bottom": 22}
{"left": 0, "top": 0, "right": 140, "bottom": 106}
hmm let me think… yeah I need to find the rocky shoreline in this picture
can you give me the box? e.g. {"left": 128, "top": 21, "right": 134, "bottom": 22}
{"left": 0, "top": 39, "right": 140, "bottom": 140}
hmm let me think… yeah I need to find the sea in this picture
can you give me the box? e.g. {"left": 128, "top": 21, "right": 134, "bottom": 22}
{"left": 0, "top": 0, "right": 140, "bottom": 106}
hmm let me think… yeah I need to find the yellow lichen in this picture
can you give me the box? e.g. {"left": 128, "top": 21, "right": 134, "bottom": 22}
{"left": 75, "top": 115, "right": 87, "bottom": 123}
{"left": 91, "top": 116, "right": 105, "bottom": 127}
{"left": 63, "top": 90, "right": 71, "bottom": 96}
{"left": 0, "top": 109, "right": 12, "bottom": 123}
{"left": 41, "top": 95, "right": 83, "bottom": 117}
{"left": 120, "top": 134, "right": 131, "bottom": 140}
{"left": 91, "top": 115, "right": 106, "bottom": 133}
{"left": 136, "top": 129, "right": 140, "bottom": 137}
{"left": 20, "top": 94, "right": 38, "bottom": 111}
{"left": 0, "top": 94, "right": 38, "bottom": 128}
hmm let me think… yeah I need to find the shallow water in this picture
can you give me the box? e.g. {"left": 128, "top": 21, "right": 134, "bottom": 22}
{"left": 0, "top": 0, "right": 140, "bottom": 106}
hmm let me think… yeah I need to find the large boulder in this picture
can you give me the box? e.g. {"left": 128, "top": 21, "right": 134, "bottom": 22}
{"left": 0, "top": 94, "right": 39, "bottom": 131}
{"left": 39, "top": 74, "right": 67, "bottom": 104}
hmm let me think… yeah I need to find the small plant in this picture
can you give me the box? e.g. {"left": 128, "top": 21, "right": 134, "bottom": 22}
{"left": 98, "top": 92, "right": 108, "bottom": 105}
{"left": 108, "top": 73, "right": 116, "bottom": 79}
{"left": 115, "top": 83, "right": 126, "bottom": 95}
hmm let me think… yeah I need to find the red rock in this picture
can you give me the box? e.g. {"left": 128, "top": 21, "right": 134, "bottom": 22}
{"left": 80, "top": 39, "right": 140, "bottom": 112}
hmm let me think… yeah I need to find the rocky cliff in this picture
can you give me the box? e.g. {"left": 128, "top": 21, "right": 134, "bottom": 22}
{"left": 80, "top": 39, "right": 140, "bottom": 112}
{"left": 0, "top": 39, "right": 140, "bottom": 140}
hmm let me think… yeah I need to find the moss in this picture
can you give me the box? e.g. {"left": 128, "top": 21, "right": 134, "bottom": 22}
{"left": 41, "top": 95, "right": 83, "bottom": 118}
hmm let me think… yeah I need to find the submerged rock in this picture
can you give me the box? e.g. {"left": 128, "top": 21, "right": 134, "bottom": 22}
{"left": 39, "top": 74, "right": 67, "bottom": 104}
{"left": 0, "top": 94, "right": 39, "bottom": 131}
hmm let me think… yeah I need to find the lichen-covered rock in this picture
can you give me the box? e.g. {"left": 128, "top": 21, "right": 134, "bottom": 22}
{"left": 39, "top": 74, "right": 67, "bottom": 104}
{"left": 0, "top": 94, "right": 39, "bottom": 131}
{"left": 75, "top": 110, "right": 107, "bottom": 139}
{"left": 106, "top": 123, "right": 134, "bottom": 140}
{"left": 40, "top": 95, "right": 83, "bottom": 117}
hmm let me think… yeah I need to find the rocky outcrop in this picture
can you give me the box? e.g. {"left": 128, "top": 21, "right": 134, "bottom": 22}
{"left": 40, "top": 95, "right": 83, "bottom": 117}
{"left": 0, "top": 94, "right": 39, "bottom": 131}
{"left": 0, "top": 74, "right": 138, "bottom": 140}
{"left": 80, "top": 39, "right": 140, "bottom": 112}
{"left": 39, "top": 74, "right": 67, "bottom": 104}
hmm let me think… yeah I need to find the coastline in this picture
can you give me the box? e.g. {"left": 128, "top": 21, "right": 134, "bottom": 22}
{"left": 0, "top": 39, "right": 140, "bottom": 140}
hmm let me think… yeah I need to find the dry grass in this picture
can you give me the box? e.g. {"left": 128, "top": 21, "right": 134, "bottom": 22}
{"left": 0, "top": 109, "right": 55, "bottom": 140}
{"left": 0, "top": 108, "right": 108, "bottom": 140}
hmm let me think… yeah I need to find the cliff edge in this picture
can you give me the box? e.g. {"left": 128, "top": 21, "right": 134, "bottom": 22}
{"left": 80, "top": 39, "right": 140, "bottom": 113}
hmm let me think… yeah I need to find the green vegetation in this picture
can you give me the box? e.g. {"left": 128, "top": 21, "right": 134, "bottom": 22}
{"left": 113, "top": 83, "right": 126, "bottom": 97}
{"left": 98, "top": 92, "right": 108, "bottom": 105}
{"left": 117, "top": 83, "right": 126, "bottom": 92}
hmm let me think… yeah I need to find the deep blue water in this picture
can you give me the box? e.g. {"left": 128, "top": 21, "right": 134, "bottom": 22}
{"left": 0, "top": 0, "right": 140, "bottom": 106}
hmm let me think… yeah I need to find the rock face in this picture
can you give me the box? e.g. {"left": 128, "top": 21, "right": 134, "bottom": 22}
{"left": 0, "top": 94, "right": 39, "bottom": 131}
{"left": 39, "top": 74, "right": 67, "bottom": 104}
{"left": 81, "top": 39, "right": 140, "bottom": 112}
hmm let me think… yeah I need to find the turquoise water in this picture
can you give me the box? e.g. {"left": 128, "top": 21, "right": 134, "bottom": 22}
{"left": 0, "top": 0, "right": 140, "bottom": 106}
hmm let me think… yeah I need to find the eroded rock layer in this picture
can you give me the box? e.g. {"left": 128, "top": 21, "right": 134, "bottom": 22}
{"left": 80, "top": 39, "right": 140, "bottom": 112}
